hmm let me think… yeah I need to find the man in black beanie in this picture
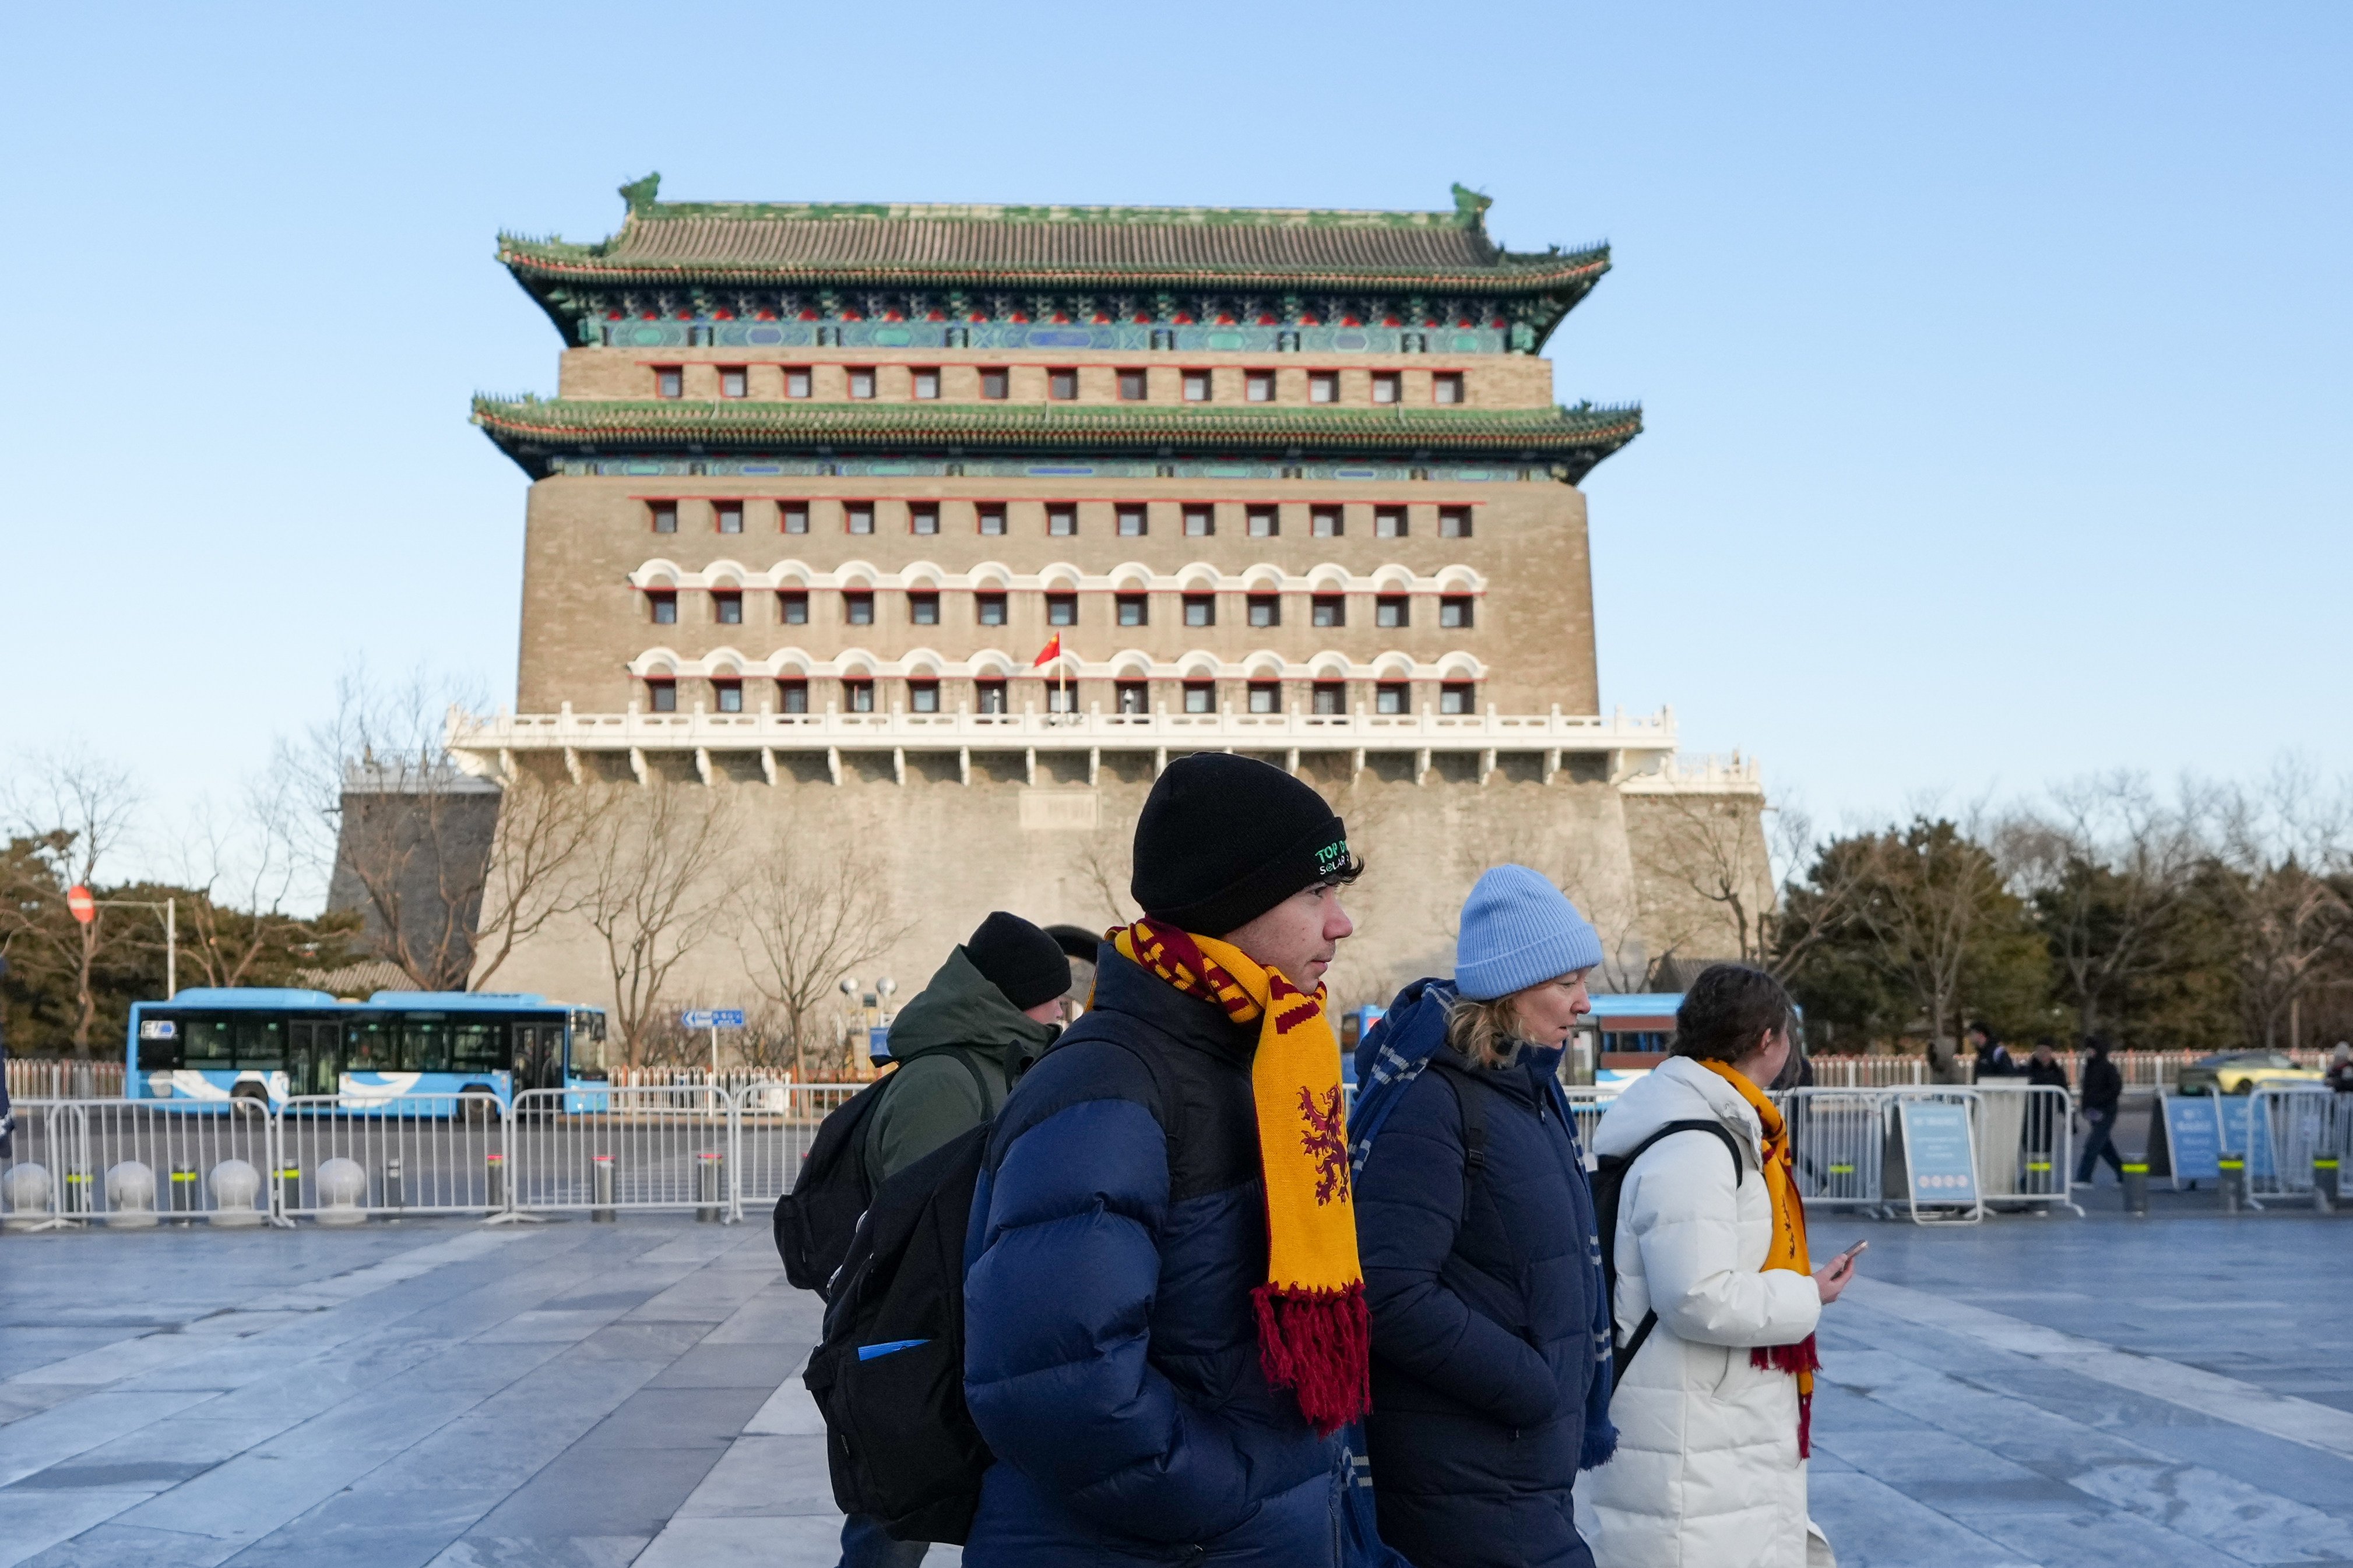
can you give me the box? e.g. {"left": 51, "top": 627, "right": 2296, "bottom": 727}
{"left": 959, "top": 755, "right": 1363, "bottom": 1568}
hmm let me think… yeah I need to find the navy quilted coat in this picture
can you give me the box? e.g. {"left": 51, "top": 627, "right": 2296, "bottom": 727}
{"left": 960, "top": 946, "right": 1344, "bottom": 1567}
{"left": 1353, "top": 987, "right": 1604, "bottom": 1568}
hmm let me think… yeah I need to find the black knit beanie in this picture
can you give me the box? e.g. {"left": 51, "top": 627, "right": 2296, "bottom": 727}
{"left": 964, "top": 911, "right": 1072, "bottom": 1012}
{"left": 1131, "top": 755, "right": 1350, "bottom": 937}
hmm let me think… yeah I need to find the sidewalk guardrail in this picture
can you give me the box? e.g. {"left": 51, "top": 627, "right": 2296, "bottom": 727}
{"left": 2245, "top": 1086, "right": 2348, "bottom": 1207}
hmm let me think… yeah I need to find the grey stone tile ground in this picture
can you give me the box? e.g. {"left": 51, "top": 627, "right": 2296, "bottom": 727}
{"left": 1, "top": 1201, "right": 2344, "bottom": 1566}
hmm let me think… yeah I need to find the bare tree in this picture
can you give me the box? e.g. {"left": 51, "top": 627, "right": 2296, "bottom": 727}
{"left": 1631, "top": 792, "right": 1778, "bottom": 968}
{"left": 468, "top": 767, "right": 602, "bottom": 991}
{"left": 170, "top": 759, "right": 357, "bottom": 989}
{"left": 2208, "top": 766, "right": 2353, "bottom": 1050}
{"left": 1, "top": 754, "right": 141, "bottom": 1059}
{"left": 737, "top": 837, "right": 906, "bottom": 1080}
{"left": 1851, "top": 812, "right": 2023, "bottom": 1081}
{"left": 576, "top": 784, "right": 737, "bottom": 1065}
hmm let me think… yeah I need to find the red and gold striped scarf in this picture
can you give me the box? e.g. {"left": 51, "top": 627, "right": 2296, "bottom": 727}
{"left": 1700, "top": 1059, "right": 1821, "bottom": 1457}
{"left": 1110, "top": 918, "right": 1369, "bottom": 1435}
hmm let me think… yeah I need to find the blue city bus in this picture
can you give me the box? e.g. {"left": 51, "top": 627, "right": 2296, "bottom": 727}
{"left": 125, "top": 989, "right": 610, "bottom": 1114}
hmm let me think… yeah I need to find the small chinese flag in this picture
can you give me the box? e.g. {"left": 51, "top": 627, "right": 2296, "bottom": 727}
{"left": 1032, "top": 633, "right": 1061, "bottom": 667}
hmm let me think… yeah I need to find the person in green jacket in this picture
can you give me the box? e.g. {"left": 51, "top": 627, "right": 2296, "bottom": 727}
{"left": 861, "top": 911, "right": 1072, "bottom": 1190}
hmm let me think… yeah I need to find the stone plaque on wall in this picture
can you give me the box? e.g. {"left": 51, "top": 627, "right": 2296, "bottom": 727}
{"left": 1019, "top": 789, "right": 1100, "bottom": 831}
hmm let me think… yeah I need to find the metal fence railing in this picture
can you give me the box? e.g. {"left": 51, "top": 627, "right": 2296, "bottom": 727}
{"left": 2245, "top": 1087, "right": 2349, "bottom": 1207}
{"left": 4, "top": 1059, "right": 127, "bottom": 1102}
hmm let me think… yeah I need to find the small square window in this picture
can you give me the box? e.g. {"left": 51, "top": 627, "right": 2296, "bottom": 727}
{"left": 980, "top": 368, "right": 1010, "bottom": 400}
{"left": 784, "top": 367, "right": 812, "bottom": 399}
{"left": 1047, "top": 594, "right": 1077, "bottom": 626}
{"left": 778, "top": 679, "right": 808, "bottom": 714}
{"left": 1247, "top": 506, "right": 1278, "bottom": 538}
{"left": 779, "top": 590, "right": 808, "bottom": 625}
{"left": 1311, "top": 505, "right": 1342, "bottom": 538}
{"left": 1118, "top": 368, "right": 1148, "bottom": 401}
{"left": 655, "top": 366, "right": 683, "bottom": 399}
{"left": 1433, "top": 372, "right": 1464, "bottom": 404}
{"left": 1116, "top": 682, "right": 1148, "bottom": 715}
{"left": 977, "top": 503, "right": 1007, "bottom": 536}
{"left": 1183, "top": 682, "right": 1215, "bottom": 714}
{"left": 845, "top": 591, "right": 874, "bottom": 625}
{"left": 713, "top": 591, "right": 742, "bottom": 625}
{"left": 1047, "top": 505, "right": 1077, "bottom": 537}
{"left": 1376, "top": 596, "right": 1409, "bottom": 629}
{"left": 910, "top": 593, "right": 940, "bottom": 626}
{"left": 910, "top": 681, "right": 940, "bottom": 713}
{"left": 1440, "top": 596, "right": 1473, "bottom": 629}
{"left": 847, "top": 503, "right": 874, "bottom": 535}
{"left": 1376, "top": 683, "right": 1408, "bottom": 715}
{"left": 1183, "top": 369, "right": 1211, "bottom": 402}
{"left": 1184, "top": 595, "right": 1215, "bottom": 628}
{"left": 716, "top": 501, "right": 743, "bottom": 534}
{"left": 1117, "top": 505, "right": 1146, "bottom": 537}
{"left": 1440, "top": 506, "right": 1473, "bottom": 538}
{"left": 1440, "top": 683, "right": 1475, "bottom": 715}
{"left": 912, "top": 367, "right": 941, "bottom": 400}
{"left": 976, "top": 681, "right": 1008, "bottom": 714}
{"left": 1309, "top": 372, "right": 1338, "bottom": 404}
{"left": 910, "top": 503, "right": 939, "bottom": 536}
{"left": 719, "top": 366, "right": 747, "bottom": 400}
{"left": 1047, "top": 685, "right": 1077, "bottom": 714}
{"left": 1049, "top": 368, "right": 1078, "bottom": 400}
{"left": 645, "top": 679, "right": 678, "bottom": 712}
{"left": 1311, "top": 595, "right": 1345, "bottom": 628}
{"left": 977, "top": 593, "right": 1008, "bottom": 626}
{"left": 1183, "top": 505, "right": 1214, "bottom": 537}
{"left": 650, "top": 501, "right": 678, "bottom": 534}
{"left": 1117, "top": 594, "right": 1148, "bottom": 628}
{"left": 1313, "top": 682, "right": 1345, "bottom": 716}
{"left": 844, "top": 680, "right": 875, "bottom": 713}
{"left": 849, "top": 367, "right": 877, "bottom": 400}
{"left": 1247, "top": 595, "right": 1279, "bottom": 629}
{"left": 1376, "top": 506, "right": 1407, "bottom": 538}
{"left": 1246, "top": 370, "right": 1275, "bottom": 403}
{"left": 782, "top": 502, "right": 809, "bottom": 535}
{"left": 1371, "top": 372, "right": 1400, "bottom": 405}
{"left": 649, "top": 591, "right": 677, "bottom": 625}
{"left": 714, "top": 680, "right": 743, "bottom": 713}
{"left": 1248, "top": 683, "right": 1280, "bottom": 714}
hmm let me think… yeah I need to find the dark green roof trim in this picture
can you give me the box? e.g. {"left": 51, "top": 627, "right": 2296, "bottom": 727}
{"left": 469, "top": 396, "right": 1640, "bottom": 482}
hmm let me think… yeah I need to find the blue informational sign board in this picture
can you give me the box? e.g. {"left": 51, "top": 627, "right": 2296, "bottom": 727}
{"left": 1898, "top": 1100, "right": 1980, "bottom": 1215}
{"left": 2153, "top": 1094, "right": 2222, "bottom": 1186}
{"left": 2213, "top": 1096, "right": 2277, "bottom": 1179}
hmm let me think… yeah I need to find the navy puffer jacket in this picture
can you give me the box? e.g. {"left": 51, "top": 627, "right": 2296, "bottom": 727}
{"left": 1354, "top": 986, "right": 1604, "bottom": 1568}
{"left": 961, "top": 946, "right": 1343, "bottom": 1567}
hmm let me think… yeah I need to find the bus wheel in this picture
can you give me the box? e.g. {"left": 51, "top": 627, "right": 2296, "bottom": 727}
{"left": 459, "top": 1088, "right": 497, "bottom": 1125}
{"left": 230, "top": 1084, "right": 270, "bottom": 1115}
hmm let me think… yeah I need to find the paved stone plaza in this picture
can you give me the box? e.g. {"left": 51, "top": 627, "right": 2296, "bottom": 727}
{"left": 2, "top": 1207, "right": 2348, "bottom": 1568}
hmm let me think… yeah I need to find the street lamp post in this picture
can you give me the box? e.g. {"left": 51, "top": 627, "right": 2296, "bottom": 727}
{"left": 96, "top": 896, "right": 177, "bottom": 1000}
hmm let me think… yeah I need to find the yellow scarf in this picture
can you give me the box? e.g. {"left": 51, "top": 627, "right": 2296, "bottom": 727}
{"left": 1110, "top": 918, "right": 1369, "bottom": 1434}
{"left": 1698, "top": 1059, "right": 1821, "bottom": 1457}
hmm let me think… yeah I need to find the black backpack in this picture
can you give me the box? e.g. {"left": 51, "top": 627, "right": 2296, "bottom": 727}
{"left": 772, "top": 1055, "right": 989, "bottom": 1296}
{"left": 802, "top": 1123, "right": 995, "bottom": 1545}
{"left": 1592, "top": 1120, "right": 1743, "bottom": 1379}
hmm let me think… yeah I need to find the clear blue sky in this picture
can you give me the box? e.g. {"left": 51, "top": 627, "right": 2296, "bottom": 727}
{"left": 5, "top": 1, "right": 2347, "bottom": 867}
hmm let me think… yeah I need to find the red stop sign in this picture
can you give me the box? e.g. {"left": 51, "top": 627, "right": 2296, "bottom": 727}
{"left": 66, "top": 885, "right": 96, "bottom": 924}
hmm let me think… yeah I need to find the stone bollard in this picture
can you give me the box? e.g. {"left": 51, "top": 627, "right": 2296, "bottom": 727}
{"left": 2315, "top": 1157, "right": 2340, "bottom": 1215}
{"left": 382, "top": 1155, "right": 405, "bottom": 1219}
{"left": 2, "top": 1162, "right": 53, "bottom": 1229}
{"left": 170, "top": 1161, "right": 198, "bottom": 1221}
{"left": 105, "top": 1161, "right": 159, "bottom": 1227}
{"left": 315, "top": 1158, "right": 368, "bottom": 1226}
{"left": 484, "top": 1151, "right": 507, "bottom": 1213}
{"left": 274, "top": 1161, "right": 303, "bottom": 1217}
{"left": 592, "top": 1154, "right": 615, "bottom": 1222}
{"left": 2122, "top": 1161, "right": 2150, "bottom": 1217}
{"left": 208, "top": 1159, "right": 265, "bottom": 1227}
{"left": 2219, "top": 1157, "right": 2245, "bottom": 1214}
{"left": 695, "top": 1151, "right": 723, "bottom": 1223}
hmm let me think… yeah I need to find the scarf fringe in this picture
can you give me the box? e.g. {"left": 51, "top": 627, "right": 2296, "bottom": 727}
{"left": 1751, "top": 1334, "right": 1821, "bottom": 1458}
{"left": 1251, "top": 1282, "right": 1371, "bottom": 1436}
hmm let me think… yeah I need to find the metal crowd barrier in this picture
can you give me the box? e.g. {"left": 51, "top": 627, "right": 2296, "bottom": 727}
{"left": 734, "top": 1083, "right": 864, "bottom": 1211}
{"left": 276, "top": 1093, "right": 512, "bottom": 1221}
{"left": 2, "top": 1098, "right": 279, "bottom": 1228}
{"left": 508, "top": 1085, "right": 734, "bottom": 1220}
{"left": 2245, "top": 1087, "right": 2348, "bottom": 1207}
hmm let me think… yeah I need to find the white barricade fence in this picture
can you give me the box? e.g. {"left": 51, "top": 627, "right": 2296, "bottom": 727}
{"left": 1969, "top": 1083, "right": 2081, "bottom": 1212}
{"left": 2246, "top": 1086, "right": 2344, "bottom": 1204}
{"left": 2, "top": 1101, "right": 75, "bottom": 1229}
{"left": 275, "top": 1094, "right": 512, "bottom": 1220}
{"left": 733, "top": 1083, "right": 864, "bottom": 1213}
{"left": 1778, "top": 1088, "right": 1890, "bottom": 1207}
{"left": 508, "top": 1085, "right": 736, "bottom": 1221}
{"left": 2, "top": 1097, "right": 279, "bottom": 1228}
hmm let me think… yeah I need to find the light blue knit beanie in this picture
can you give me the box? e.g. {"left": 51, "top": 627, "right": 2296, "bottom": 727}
{"left": 1454, "top": 864, "right": 1605, "bottom": 1001}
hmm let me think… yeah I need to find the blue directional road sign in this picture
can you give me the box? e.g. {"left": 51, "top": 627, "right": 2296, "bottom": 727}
{"left": 681, "top": 1009, "right": 746, "bottom": 1029}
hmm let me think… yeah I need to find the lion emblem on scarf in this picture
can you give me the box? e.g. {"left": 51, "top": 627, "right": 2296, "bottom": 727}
{"left": 1296, "top": 1086, "right": 1351, "bottom": 1206}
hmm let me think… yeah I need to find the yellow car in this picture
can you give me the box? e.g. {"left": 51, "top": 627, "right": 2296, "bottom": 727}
{"left": 2176, "top": 1050, "right": 2324, "bottom": 1095}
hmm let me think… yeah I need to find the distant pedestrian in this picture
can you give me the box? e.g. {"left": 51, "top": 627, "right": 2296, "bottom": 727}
{"left": 2326, "top": 1041, "right": 2353, "bottom": 1096}
{"left": 1579, "top": 964, "right": 1858, "bottom": 1568}
{"left": 2022, "top": 1040, "right": 2071, "bottom": 1190}
{"left": 2073, "top": 1035, "right": 2126, "bottom": 1186}
{"left": 1968, "top": 1023, "right": 2017, "bottom": 1080}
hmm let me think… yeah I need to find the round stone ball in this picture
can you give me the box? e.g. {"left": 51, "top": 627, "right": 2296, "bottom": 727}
{"left": 315, "top": 1157, "right": 368, "bottom": 1225}
{"left": 2, "top": 1162, "right": 52, "bottom": 1226}
{"left": 207, "top": 1158, "right": 264, "bottom": 1226}
{"left": 105, "top": 1161, "right": 160, "bottom": 1227}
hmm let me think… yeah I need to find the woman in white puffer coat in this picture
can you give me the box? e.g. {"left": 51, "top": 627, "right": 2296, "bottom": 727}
{"left": 1575, "top": 965, "right": 1858, "bottom": 1568}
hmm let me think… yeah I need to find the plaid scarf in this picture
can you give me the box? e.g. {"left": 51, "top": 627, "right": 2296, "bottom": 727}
{"left": 1110, "top": 918, "right": 1369, "bottom": 1435}
{"left": 1699, "top": 1059, "right": 1821, "bottom": 1457}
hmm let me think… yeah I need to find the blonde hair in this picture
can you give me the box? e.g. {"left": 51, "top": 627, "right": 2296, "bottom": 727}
{"left": 1445, "top": 992, "right": 1528, "bottom": 1070}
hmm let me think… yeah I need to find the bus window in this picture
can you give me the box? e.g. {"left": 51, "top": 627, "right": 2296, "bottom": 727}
{"left": 403, "top": 1019, "right": 453, "bottom": 1072}
{"left": 344, "top": 1020, "right": 399, "bottom": 1071}
{"left": 569, "top": 1010, "right": 611, "bottom": 1080}
{"left": 183, "top": 1020, "right": 235, "bottom": 1064}
{"left": 452, "top": 1023, "right": 506, "bottom": 1073}
{"left": 233, "top": 1019, "right": 284, "bottom": 1069}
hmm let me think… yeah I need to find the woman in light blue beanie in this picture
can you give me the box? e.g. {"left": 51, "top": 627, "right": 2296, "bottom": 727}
{"left": 1345, "top": 866, "right": 1613, "bottom": 1568}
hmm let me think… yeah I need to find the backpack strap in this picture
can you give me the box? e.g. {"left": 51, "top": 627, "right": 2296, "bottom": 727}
{"left": 1613, "top": 1120, "right": 1744, "bottom": 1379}
{"left": 1429, "top": 1059, "right": 1493, "bottom": 1225}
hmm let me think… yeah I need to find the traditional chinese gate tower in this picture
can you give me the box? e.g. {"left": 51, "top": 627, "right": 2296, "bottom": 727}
{"left": 458, "top": 175, "right": 1763, "bottom": 1022}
